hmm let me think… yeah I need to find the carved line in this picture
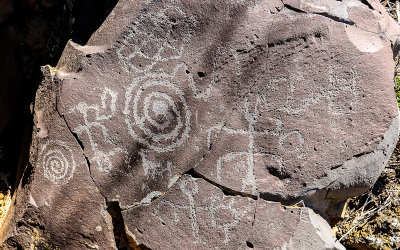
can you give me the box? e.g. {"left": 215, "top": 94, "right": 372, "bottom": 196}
{"left": 70, "top": 88, "right": 128, "bottom": 173}
{"left": 41, "top": 140, "right": 76, "bottom": 185}
{"left": 152, "top": 178, "right": 246, "bottom": 245}
{"left": 125, "top": 79, "right": 191, "bottom": 153}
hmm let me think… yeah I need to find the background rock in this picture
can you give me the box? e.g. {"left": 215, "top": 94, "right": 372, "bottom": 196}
{"left": 0, "top": 23, "right": 19, "bottom": 133}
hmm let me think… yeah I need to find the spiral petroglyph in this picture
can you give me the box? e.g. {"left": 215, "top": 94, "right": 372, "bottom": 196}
{"left": 41, "top": 140, "right": 76, "bottom": 185}
{"left": 125, "top": 79, "right": 191, "bottom": 153}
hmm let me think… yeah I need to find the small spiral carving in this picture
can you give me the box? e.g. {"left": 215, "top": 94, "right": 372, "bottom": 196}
{"left": 41, "top": 140, "right": 76, "bottom": 185}
{"left": 125, "top": 79, "right": 191, "bottom": 152}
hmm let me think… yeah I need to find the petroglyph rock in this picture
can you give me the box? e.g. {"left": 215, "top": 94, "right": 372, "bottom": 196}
{"left": 1, "top": 0, "right": 400, "bottom": 249}
{"left": 124, "top": 175, "right": 344, "bottom": 249}
{"left": 0, "top": 67, "right": 116, "bottom": 249}
{"left": 57, "top": 0, "right": 400, "bottom": 213}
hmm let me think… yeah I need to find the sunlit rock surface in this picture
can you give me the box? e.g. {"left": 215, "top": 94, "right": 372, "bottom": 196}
{"left": 1, "top": 0, "right": 399, "bottom": 249}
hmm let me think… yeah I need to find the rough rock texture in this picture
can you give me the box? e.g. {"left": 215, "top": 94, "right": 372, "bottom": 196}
{"left": 124, "top": 175, "right": 344, "bottom": 249}
{"left": 1, "top": 0, "right": 399, "bottom": 249}
{"left": 0, "top": 67, "right": 117, "bottom": 249}
{"left": 0, "top": 0, "right": 85, "bottom": 196}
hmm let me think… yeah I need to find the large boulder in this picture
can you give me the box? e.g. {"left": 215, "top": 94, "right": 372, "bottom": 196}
{"left": 1, "top": 0, "right": 399, "bottom": 249}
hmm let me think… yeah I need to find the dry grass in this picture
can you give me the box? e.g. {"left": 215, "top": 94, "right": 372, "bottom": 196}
{"left": 335, "top": 141, "right": 400, "bottom": 249}
{"left": 0, "top": 191, "right": 11, "bottom": 230}
{"left": 381, "top": 0, "right": 400, "bottom": 21}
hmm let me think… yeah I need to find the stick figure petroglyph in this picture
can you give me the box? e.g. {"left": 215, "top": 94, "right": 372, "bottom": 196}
{"left": 207, "top": 96, "right": 304, "bottom": 195}
{"left": 152, "top": 177, "right": 246, "bottom": 245}
{"left": 69, "top": 87, "right": 128, "bottom": 173}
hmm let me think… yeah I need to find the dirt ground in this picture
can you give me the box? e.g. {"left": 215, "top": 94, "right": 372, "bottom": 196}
{"left": 334, "top": 140, "right": 400, "bottom": 249}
